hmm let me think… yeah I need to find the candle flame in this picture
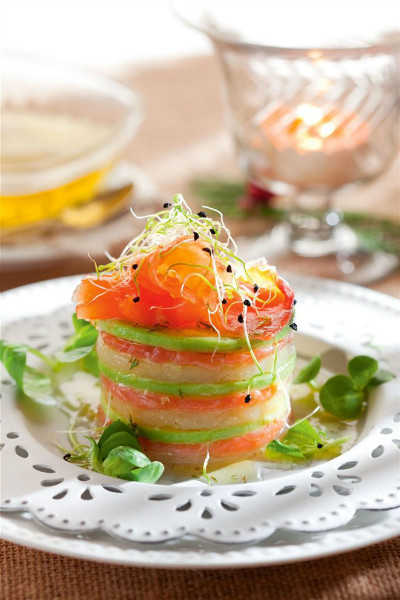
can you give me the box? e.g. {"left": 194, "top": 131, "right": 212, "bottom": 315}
{"left": 296, "top": 104, "right": 324, "bottom": 127}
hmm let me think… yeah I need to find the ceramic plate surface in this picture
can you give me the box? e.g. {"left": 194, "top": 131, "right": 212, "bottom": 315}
{"left": 1, "top": 275, "right": 399, "bottom": 568}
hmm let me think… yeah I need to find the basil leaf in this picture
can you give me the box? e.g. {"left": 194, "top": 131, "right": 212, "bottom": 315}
{"left": 125, "top": 461, "right": 164, "bottom": 483}
{"left": 0, "top": 341, "right": 26, "bottom": 390}
{"left": 348, "top": 355, "right": 378, "bottom": 389}
{"left": 294, "top": 355, "right": 321, "bottom": 384}
{"left": 98, "top": 420, "right": 138, "bottom": 449}
{"left": 320, "top": 375, "right": 365, "bottom": 419}
{"left": 266, "top": 440, "right": 305, "bottom": 460}
{"left": 368, "top": 369, "right": 395, "bottom": 387}
{"left": 99, "top": 431, "right": 141, "bottom": 460}
{"left": 102, "top": 446, "right": 150, "bottom": 478}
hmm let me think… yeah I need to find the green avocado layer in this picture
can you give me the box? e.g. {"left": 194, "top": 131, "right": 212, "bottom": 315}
{"left": 97, "top": 319, "right": 292, "bottom": 353}
{"left": 99, "top": 352, "right": 296, "bottom": 398}
{"left": 100, "top": 399, "right": 277, "bottom": 444}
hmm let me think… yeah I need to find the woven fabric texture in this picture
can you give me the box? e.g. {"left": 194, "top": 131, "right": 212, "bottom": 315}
{"left": 1, "top": 537, "right": 400, "bottom": 600}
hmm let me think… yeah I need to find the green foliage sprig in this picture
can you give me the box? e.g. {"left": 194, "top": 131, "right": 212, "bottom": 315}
{"left": 297, "top": 354, "right": 394, "bottom": 419}
{"left": 67, "top": 420, "right": 164, "bottom": 483}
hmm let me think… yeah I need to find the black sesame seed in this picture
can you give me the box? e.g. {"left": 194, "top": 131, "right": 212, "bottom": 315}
{"left": 163, "top": 202, "right": 171, "bottom": 208}
{"left": 210, "top": 228, "right": 216, "bottom": 235}
{"left": 132, "top": 263, "right": 138, "bottom": 270}
{"left": 290, "top": 323, "right": 297, "bottom": 331}
{"left": 221, "top": 298, "right": 227, "bottom": 305}
{"left": 63, "top": 453, "right": 71, "bottom": 461}
{"left": 244, "top": 394, "right": 251, "bottom": 403}
{"left": 193, "top": 232, "right": 199, "bottom": 241}
{"left": 243, "top": 299, "right": 251, "bottom": 307}
{"left": 197, "top": 211, "right": 207, "bottom": 218}
{"left": 238, "top": 314, "right": 244, "bottom": 323}
{"left": 317, "top": 443, "right": 324, "bottom": 449}
{"left": 293, "top": 299, "right": 297, "bottom": 305}
{"left": 226, "top": 265, "right": 232, "bottom": 273}
{"left": 253, "top": 284, "right": 259, "bottom": 292}
{"left": 202, "top": 247, "right": 211, "bottom": 255}
{"left": 133, "top": 296, "right": 140, "bottom": 303}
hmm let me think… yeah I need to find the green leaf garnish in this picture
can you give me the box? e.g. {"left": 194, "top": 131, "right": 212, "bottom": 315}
{"left": 319, "top": 355, "right": 394, "bottom": 420}
{"left": 98, "top": 419, "right": 137, "bottom": 448}
{"left": 125, "top": 461, "right": 164, "bottom": 483}
{"left": 266, "top": 440, "right": 305, "bottom": 460}
{"left": 130, "top": 358, "right": 139, "bottom": 369}
{"left": 68, "top": 420, "right": 164, "bottom": 484}
{"left": 0, "top": 340, "right": 54, "bottom": 404}
{"left": 98, "top": 431, "right": 141, "bottom": 460}
{"left": 347, "top": 355, "right": 378, "bottom": 389}
{"left": 23, "top": 366, "right": 53, "bottom": 400}
{"left": 0, "top": 341, "right": 26, "bottom": 390}
{"left": 320, "top": 375, "right": 365, "bottom": 420}
{"left": 368, "top": 369, "right": 395, "bottom": 387}
{"left": 294, "top": 355, "right": 321, "bottom": 384}
{"left": 266, "top": 419, "right": 345, "bottom": 461}
{"left": 102, "top": 446, "right": 151, "bottom": 477}
{"left": 55, "top": 314, "right": 98, "bottom": 371}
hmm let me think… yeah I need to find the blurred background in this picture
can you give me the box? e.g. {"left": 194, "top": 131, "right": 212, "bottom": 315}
{"left": 1, "top": 0, "right": 399, "bottom": 294}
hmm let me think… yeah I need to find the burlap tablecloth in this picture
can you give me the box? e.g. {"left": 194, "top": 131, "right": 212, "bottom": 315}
{"left": 1, "top": 56, "right": 399, "bottom": 599}
{"left": 1, "top": 537, "right": 399, "bottom": 599}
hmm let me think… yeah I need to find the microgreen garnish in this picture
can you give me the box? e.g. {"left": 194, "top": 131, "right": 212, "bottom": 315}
{"left": 320, "top": 356, "right": 393, "bottom": 420}
{"left": 293, "top": 354, "right": 394, "bottom": 420}
{"left": 266, "top": 419, "right": 347, "bottom": 461}
{"left": 130, "top": 358, "right": 139, "bottom": 369}
{"left": 294, "top": 355, "right": 321, "bottom": 385}
{"left": 65, "top": 420, "right": 164, "bottom": 483}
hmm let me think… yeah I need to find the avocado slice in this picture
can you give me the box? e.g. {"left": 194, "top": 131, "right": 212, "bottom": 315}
{"left": 100, "top": 399, "right": 281, "bottom": 444}
{"left": 97, "top": 319, "right": 292, "bottom": 353}
{"left": 99, "top": 352, "right": 295, "bottom": 397}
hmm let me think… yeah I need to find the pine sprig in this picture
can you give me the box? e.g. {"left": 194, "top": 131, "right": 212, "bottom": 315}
{"left": 191, "top": 179, "right": 400, "bottom": 256}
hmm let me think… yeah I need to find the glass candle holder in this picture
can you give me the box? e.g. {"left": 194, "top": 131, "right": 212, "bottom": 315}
{"left": 175, "top": 0, "right": 400, "bottom": 258}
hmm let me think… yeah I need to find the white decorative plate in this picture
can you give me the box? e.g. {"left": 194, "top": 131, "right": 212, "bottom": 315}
{"left": 1, "top": 275, "right": 399, "bottom": 568}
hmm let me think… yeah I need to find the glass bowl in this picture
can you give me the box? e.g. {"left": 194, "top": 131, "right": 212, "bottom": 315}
{"left": 1, "top": 53, "right": 143, "bottom": 229}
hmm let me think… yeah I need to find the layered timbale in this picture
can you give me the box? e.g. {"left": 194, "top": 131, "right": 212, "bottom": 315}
{"left": 74, "top": 198, "right": 296, "bottom": 466}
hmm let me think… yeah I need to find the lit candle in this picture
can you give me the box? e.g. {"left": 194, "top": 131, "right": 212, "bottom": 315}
{"left": 255, "top": 102, "right": 371, "bottom": 189}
